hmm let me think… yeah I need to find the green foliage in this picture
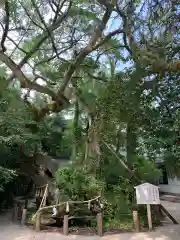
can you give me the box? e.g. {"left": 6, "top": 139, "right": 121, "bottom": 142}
{"left": 55, "top": 167, "right": 104, "bottom": 201}
{"left": 0, "top": 77, "right": 71, "bottom": 160}
{"left": 40, "top": 114, "right": 70, "bottom": 156}
{"left": 0, "top": 79, "right": 40, "bottom": 159}
{"left": 0, "top": 167, "right": 16, "bottom": 192}
{"left": 55, "top": 153, "right": 161, "bottom": 228}
{"left": 133, "top": 156, "right": 161, "bottom": 183}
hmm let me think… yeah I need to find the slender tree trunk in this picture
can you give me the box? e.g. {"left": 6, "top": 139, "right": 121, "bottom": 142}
{"left": 126, "top": 122, "right": 137, "bottom": 166}
{"left": 71, "top": 99, "right": 80, "bottom": 161}
{"left": 116, "top": 128, "right": 121, "bottom": 153}
{"left": 84, "top": 119, "right": 90, "bottom": 164}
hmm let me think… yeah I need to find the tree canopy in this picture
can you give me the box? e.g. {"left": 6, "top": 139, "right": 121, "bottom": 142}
{"left": 0, "top": 0, "right": 179, "bottom": 227}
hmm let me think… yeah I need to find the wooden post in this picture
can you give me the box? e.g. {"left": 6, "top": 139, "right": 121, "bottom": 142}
{"left": 147, "top": 204, "right": 152, "bottom": 230}
{"left": 63, "top": 215, "right": 69, "bottom": 236}
{"left": 18, "top": 203, "right": 23, "bottom": 220}
{"left": 21, "top": 208, "right": 27, "bottom": 226}
{"left": 35, "top": 212, "right": 41, "bottom": 231}
{"left": 24, "top": 199, "right": 28, "bottom": 209}
{"left": 12, "top": 203, "right": 18, "bottom": 221}
{"left": 133, "top": 210, "right": 140, "bottom": 232}
{"left": 97, "top": 212, "right": 103, "bottom": 237}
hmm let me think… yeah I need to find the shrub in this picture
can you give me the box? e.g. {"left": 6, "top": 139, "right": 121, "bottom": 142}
{"left": 133, "top": 156, "right": 161, "bottom": 183}
{"left": 55, "top": 167, "right": 104, "bottom": 201}
{"left": 0, "top": 166, "right": 16, "bottom": 192}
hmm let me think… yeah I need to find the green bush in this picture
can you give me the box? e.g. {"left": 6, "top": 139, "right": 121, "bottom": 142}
{"left": 0, "top": 167, "right": 17, "bottom": 210}
{"left": 55, "top": 167, "right": 104, "bottom": 201}
{"left": 133, "top": 156, "right": 161, "bottom": 183}
{"left": 54, "top": 157, "right": 162, "bottom": 230}
{"left": 0, "top": 166, "right": 16, "bottom": 192}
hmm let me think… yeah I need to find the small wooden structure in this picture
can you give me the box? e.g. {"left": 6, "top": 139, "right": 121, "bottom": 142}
{"left": 35, "top": 184, "right": 48, "bottom": 209}
{"left": 134, "top": 183, "right": 178, "bottom": 230}
{"left": 12, "top": 184, "right": 49, "bottom": 224}
{"left": 12, "top": 197, "right": 28, "bottom": 225}
{"left": 134, "top": 183, "right": 160, "bottom": 230}
{"left": 33, "top": 195, "right": 103, "bottom": 236}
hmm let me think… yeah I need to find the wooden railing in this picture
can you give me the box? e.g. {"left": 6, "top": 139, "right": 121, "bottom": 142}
{"left": 33, "top": 184, "right": 48, "bottom": 220}
{"left": 34, "top": 195, "right": 103, "bottom": 236}
{"left": 35, "top": 184, "right": 48, "bottom": 199}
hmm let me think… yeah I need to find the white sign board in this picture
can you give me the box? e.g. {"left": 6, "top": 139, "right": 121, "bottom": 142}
{"left": 134, "top": 183, "right": 160, "bottom": 205}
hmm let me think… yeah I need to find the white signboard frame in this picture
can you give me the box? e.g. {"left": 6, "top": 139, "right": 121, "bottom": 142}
{"left": 134, "top": 183, "right": 160, "bottom": 231}
{"left": 134, "top": 183, "right": 160, "bottom": 205}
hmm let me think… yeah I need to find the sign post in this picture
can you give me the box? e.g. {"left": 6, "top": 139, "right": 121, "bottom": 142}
{"left": 147, "top": 204, "right": 152, "bottom": 230}
{"left": 134, "top": 183, "right": 160, "bottom": 231}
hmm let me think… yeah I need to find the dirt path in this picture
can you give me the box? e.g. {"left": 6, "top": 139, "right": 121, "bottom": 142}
{"left": 0, "top": 201, "right": 180, "bottom": 240}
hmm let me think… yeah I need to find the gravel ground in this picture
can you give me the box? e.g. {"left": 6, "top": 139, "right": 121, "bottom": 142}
{"left": 0, "top": 201, "right": 180, "bottom": 240}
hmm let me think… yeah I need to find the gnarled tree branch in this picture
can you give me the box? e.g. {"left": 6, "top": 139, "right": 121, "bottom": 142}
{"left": 58, "top": 5, "right": 114, "bottom": 93}
{"left": 0, "top": 51, "right": 55, "bottom": 98}
{"left": 0, "top": 0, "right": 9, "bottom": 52}
{"left": 7, "top": 0, "right": 72, "bottom": 82}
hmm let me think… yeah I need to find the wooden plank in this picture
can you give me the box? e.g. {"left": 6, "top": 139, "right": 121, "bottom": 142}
{"left": 68, "top": 216, "right": 95, "bottom": 220}
{"left": 24, "top": 199, "right": 28, "bottom": 209}
{"left": 97, "top": 212, "right": 103, "bottom": 237}
{"left": 147, "top": 204, "right": 152, "bottom": 230}
{"left": 133, "top": 210, "right": 140, "bottom": 232}
{"left": 63, "top": 215, "right": 69, "bottom": 236}
{"left": 12, "top": 203, "right": 18, "bottom": 221}
{"left": 21, "top": 208, "right": 27, "bottom": 226}
{"left": 18, "top": 203, "right": 22, "bottom": 220}
{"left": 160, "top": 204, "right": 178, "bottom": 224}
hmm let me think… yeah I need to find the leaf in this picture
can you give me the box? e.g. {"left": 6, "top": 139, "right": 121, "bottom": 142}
{"left": 69, "top": 7, "right": 99, "bottom": 21}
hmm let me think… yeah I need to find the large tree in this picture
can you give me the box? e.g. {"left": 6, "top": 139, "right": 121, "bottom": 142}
{"left": 0, "top": 0, "right": 179, "bottom": 120}
{"left": 0, "top": 1, "right": 179, "bottom": 226}
{"left": 0, "top": 0, "right": 178, "bottom": 179}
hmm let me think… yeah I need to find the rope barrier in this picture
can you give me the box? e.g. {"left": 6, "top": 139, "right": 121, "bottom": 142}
{"left": 32, "top": 195, "right": 101, "bottom": 220}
